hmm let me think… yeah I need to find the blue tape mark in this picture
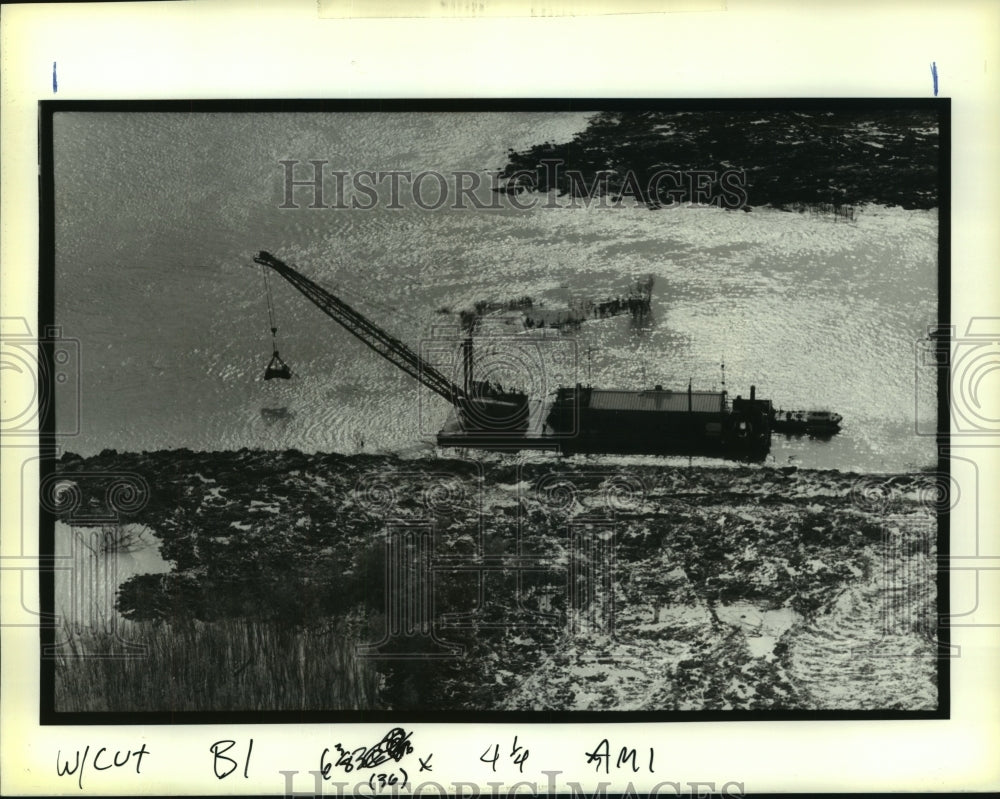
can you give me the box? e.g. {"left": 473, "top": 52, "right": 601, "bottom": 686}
{"left": 930, "top": 61, "right": 938, "bottom": 96}
{"left": 52, "top": 61, "right": 58, "bottom": 93}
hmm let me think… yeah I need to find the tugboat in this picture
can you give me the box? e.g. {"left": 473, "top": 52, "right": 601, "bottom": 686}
{"left": 772, "top": 409, "right": 843, "bottom": 435}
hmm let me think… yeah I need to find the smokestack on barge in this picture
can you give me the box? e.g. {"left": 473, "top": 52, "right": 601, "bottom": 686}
{"left": 462, "top": 337, "right": 473, "bottom": 396}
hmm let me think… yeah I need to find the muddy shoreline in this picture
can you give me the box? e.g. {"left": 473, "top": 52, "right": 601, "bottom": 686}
{"left": 52, "top": 449, "right": 939, "bottom": 712}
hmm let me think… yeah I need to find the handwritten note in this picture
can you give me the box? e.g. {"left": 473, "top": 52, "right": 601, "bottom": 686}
{"left": 584, "top": 738, "right": 655, "bottom": 774}
{"left": 480, "top": 735, "right": 530, "bottom": 773}
{"left": 320, "top": 727, "right": 424, "bottom": 792}
{"left": 56, "top": 744, "right": 149, "bottom": 790}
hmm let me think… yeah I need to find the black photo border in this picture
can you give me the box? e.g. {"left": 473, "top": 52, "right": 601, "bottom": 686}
{"left": 37, "top": 96, "right": 951, "bottom": 725}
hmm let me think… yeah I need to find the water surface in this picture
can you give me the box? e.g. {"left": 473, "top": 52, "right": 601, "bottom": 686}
{"left": 53, "top": 112, "right": 937, "bottom": 473}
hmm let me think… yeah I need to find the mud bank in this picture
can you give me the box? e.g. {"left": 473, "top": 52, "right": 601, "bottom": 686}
{"left": 53, "top": 449, "right": 939, "bottom": 712}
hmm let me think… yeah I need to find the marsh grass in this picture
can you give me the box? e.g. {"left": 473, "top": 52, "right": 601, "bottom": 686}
{"left": 53, "top": 616, "right": 381, "bottom": 712}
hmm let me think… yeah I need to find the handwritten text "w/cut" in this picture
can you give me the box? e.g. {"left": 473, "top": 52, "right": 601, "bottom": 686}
{"left": 56, "top": 744, "right": 150, "bottom": 790}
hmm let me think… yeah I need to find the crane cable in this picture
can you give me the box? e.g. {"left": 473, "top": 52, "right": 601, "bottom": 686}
{"left": 262, "top": 264, "right": 279, "bottom": 356}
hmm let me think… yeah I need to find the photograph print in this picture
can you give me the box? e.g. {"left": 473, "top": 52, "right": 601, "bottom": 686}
{"left": 40, "top": 99, "right": 946, "bottom": 718}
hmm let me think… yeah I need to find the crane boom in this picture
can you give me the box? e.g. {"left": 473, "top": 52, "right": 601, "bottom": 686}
{"left": 253, "top": 250, "right": 465, "bottom": 404}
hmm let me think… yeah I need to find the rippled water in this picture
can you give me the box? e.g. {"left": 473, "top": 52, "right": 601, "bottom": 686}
{"left": 53, "top": 112, "right": 937, "bottom": 472}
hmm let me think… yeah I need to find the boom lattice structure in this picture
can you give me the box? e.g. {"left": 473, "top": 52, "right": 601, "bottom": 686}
{"left": 253, "top": 250, "right": 466, "bottom": 404}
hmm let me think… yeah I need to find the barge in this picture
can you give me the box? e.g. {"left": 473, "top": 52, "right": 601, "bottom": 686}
{"left": 438, "top": 382, "right": 774, "bottom": 460}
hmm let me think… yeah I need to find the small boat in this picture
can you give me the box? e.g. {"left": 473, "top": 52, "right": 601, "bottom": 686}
{"left": 772, "top": 409, "right": 842, "bottom": 435}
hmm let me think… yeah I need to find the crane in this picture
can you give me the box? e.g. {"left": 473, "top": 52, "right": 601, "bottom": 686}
{"left": 252, "top": 250, "right": 529, "bottom": 430}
